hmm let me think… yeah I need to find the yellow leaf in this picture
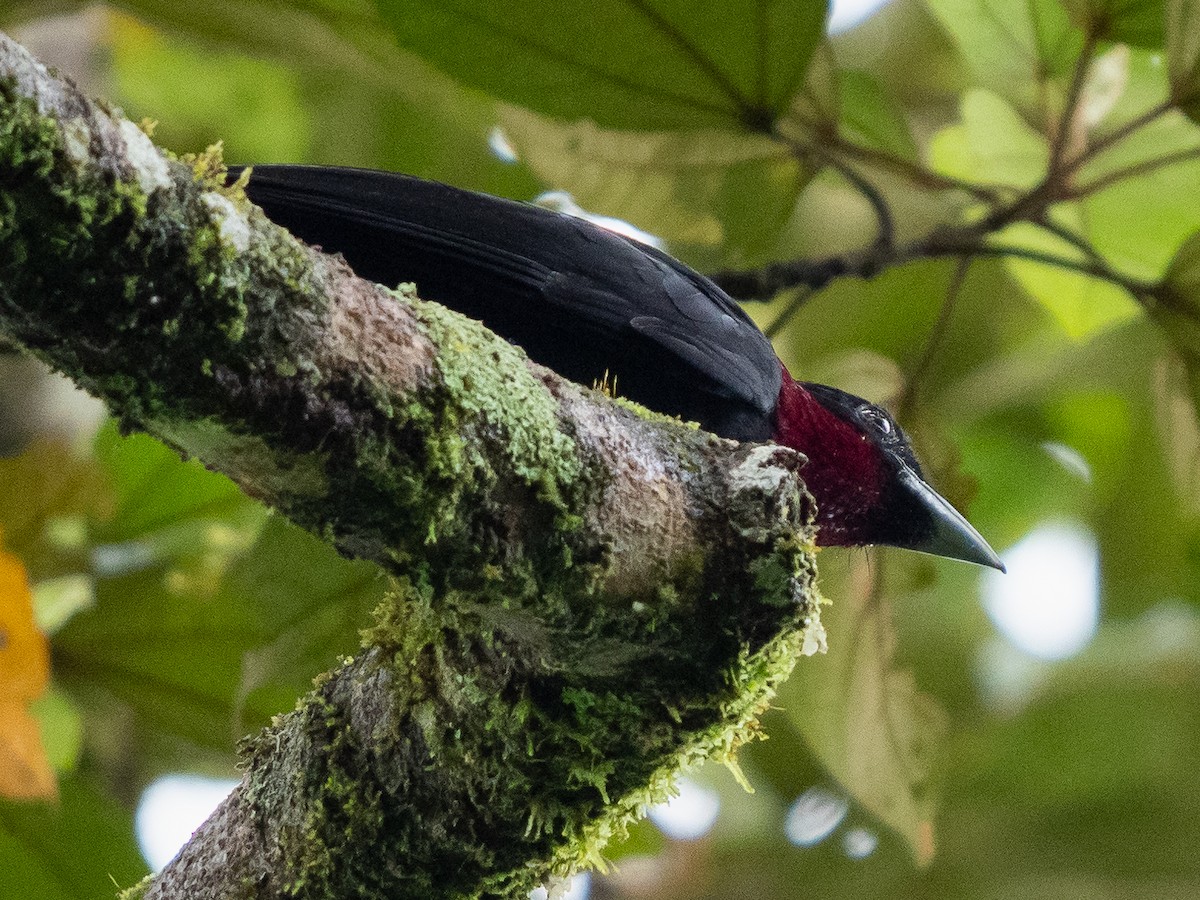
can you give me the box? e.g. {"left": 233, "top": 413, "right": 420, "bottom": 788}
{"left": 0, "top": 539, "right": 55, "bottom": 801}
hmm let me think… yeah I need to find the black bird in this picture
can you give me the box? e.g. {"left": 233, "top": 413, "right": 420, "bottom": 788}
{"left": 230, "top": 165, "right": 1002, "bottom": 569}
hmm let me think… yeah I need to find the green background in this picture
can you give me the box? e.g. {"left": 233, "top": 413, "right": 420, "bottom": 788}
{"left": 3, "top": 0, "right": 1200, "bottom": 896}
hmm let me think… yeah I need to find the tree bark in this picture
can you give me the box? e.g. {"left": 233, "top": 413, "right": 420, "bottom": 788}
{"left": 0, "top": 33, "right": 823, "bottom": 899}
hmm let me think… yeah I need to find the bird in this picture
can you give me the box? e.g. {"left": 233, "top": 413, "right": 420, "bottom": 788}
{"left": 228, "top": 164, "right": 1002, "bottom": 570}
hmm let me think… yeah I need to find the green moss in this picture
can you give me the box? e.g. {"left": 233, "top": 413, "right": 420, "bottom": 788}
{"left": 276, "top": 696, "right": 390, "bottom": 898}
{"left": 0, "top": 76, "right": 820, "bottom": 898}
{"left": 311, "top": 514, "right": 816, "bottom": 898}
{"left": 749, "top": 533, "right": 817, "bottom": 607}
{"left": 0, "top": 77, "right": 590, "bottom": 589}
{"left": 613, "top": 394, "right": 700, "bottom": 429}
{"left": 116, "top": 875, "right": 154, "bottom": 900}
{"left": 310, "top": 401, "right": 818, "bottom": 897}
{"left": 405, "top": 290, "right": 582, "bottom": 513}
{"left": 0, "top": 79, "right": 323, "bottom": 437}
{"left": 153, "top": 417, "right": 330, "bottom": 499}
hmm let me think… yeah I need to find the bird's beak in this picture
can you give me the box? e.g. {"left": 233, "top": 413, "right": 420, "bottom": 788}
{"left": 893, "top": 465, "right": 1005, "bottom": 571}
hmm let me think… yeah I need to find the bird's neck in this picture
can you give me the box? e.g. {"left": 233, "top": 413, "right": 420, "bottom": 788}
{"left": 772, "top": 367, "right": 887, "bottom": 546}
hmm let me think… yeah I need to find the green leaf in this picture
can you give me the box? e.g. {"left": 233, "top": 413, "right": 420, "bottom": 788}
{"left": 800, "top": 350, "right": 904, "bottom": 405}
{"left": 1165, "top": 227, "right": 1200, "bottom": 299}
{"left": 496, "top": 107, "right": 807, "bottom": 262}
{"left": 92, "top": 424, "right": 265, "bottom": 549}
{"left": 1167, "top": 0, "right": 1200, "bottom": 119}
{"left": 53, "top": 425, "right": 387, "bottom": 771}
{"left": 955, "top": 422, "right": 1092, "bottom": 547}
{"left": 30, "top": 688, "right": 83, "bottom": 774}
{"left": 1157, "top": 228, "right": 1200, "bottom": 368}
{"left": 32, "top": 575, "right": 95, "bottom": 635}
{"left": 786, "top": 40, "right": 840, "bottom": 134}
{"left": 936, "top": 633, "right": 1200, "bottom": 885}
{"left": 782, "top": 556, "right": 946, "bottom": 865}
{"left": 104, "top": 7, "right": 537, "bottom": 198}
{"left": 925, "top": 0, "right": 1084, "bottom": 115}
{"left": 227, "top": 517, "right": 389, "bottom": 726}
{"left": 839, "top": 70, "right": 918, "bottom": 161}
{"left": 48, "top": 428, "right": 263, "bottom": 766}
{"left": 111, "top": 17, "right": 312, "bottom": 161}
{"left": 997, "top": 219, "right": 1140, "bottom": 340}
{"left": 0, "top": 777, "right": 147, "bottom": 899}
{"left": 57, "top": 513, "right": 386, "bottom": 761}
{"left": 372, "top": 0, "right": 829, "bottom": 130}
{"left": 929, "top": 89, "right": 1048, "bottom": 189}
{"left": 770, "top": 260, "right": 990, "bottom": 382}
{"left": 0, "top": 441, "right": 107, "bottom": 582}
{"left": 1062, "top": 0, "right": 1164, "bottom": 45}
{"left": 1071, "top": 50, "right": 1200, "bottom": 286}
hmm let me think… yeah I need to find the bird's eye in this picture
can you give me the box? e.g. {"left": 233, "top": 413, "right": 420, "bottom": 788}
{"left": 859, "top": 406, "right": 892, "bottom": 434}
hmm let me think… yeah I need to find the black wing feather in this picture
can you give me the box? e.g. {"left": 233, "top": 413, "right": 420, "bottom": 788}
{"left": 232, "top": 165, "right": 782, "bottom": 441}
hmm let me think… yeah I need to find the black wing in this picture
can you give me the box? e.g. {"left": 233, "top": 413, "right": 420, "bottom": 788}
{"left": 232, "top": 165, "right": 782, "bottom": 441}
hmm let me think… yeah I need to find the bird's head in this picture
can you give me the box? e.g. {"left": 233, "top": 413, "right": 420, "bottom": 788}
{"left": 772, "top": 368, "right": 1003, "bottom": 570}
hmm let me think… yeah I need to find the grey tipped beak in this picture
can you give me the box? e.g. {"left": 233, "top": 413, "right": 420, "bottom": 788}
{"left": 895, "top": 466, "right": 1005, "bottom": 571}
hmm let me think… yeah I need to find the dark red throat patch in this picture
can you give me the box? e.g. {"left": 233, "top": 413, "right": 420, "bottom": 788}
{"left": 771, "top": 368, "right": 887, "bottom": 546}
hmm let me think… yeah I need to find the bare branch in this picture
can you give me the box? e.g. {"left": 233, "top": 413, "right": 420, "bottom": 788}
{"left": 945, "top": 243, "right": 1157, "bottom": 299}
{"left": 715, "top": 59, "right": 1179, "bottom": 310}
{"left": 1048, "top": 29, "right": 1100, "bottom": 176}
{"left": 823, "top": 134, "right": 1006, "bottom": 204}
{"left": 1031, "top": 214, "right": 1107, "bottom": 263}
{"left": 765, "top": 285, "right": 817, "bottom": 339}
{"left": 1069, "top": 146, "right": 1200, "bottom": 198}
{"left": 896, "top": 257, "right": 971, "bottom": 423}
{"left": 1073, "top": 100, "right": 1174, "bottom": 167}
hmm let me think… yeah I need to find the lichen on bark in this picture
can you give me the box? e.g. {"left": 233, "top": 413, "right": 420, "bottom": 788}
{"left": 0, "top": 32, "right": 824, "bottom": 900}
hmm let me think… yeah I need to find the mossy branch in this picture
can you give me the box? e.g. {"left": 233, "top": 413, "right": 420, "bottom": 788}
{"left": 0, "top": 32, "right": 823, "bottom": 900}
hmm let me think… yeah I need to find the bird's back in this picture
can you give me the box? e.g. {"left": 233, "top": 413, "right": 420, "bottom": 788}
{"left": 234, "top": 165, "right": 782, "bottom": 441}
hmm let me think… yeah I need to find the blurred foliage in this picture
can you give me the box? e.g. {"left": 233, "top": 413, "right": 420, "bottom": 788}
{"left": 1, "top": 0, "right": 1200, "bottom": 897}
{"left": 0, "top": 536, "right": 54, "bottom": 801}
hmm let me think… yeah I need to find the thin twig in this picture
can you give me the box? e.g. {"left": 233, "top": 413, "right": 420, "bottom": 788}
{"left": 930, "top": 243, "right": 1157, "bottom": 299}
{"left": 715, "top": 81, "right": 1175, "bottom": 312}
{"left": 824, "top": 134, "right": 1006, "bottom": 204}
{"left": 1047, "top": 29, "right": 1099, "bottom": 175}
{"left": 1072, "top": 101, "right": 1174, "bottom": 169}
{"left": 828, "top": 154, "right": 896, "bottom": 253}
{"left": 1033, "top": 214, "right": 1106, "bottom": 263}
{"left": 896, "top": 257, "right": 971, "bottom": 422}
{"left": 710, "top": 258, "right": 844, "bottom": 300}
{"left": 777, "top": 130, "right": 896, "bottom": 254}
{"left": 1069, "top": 146, "right": 1200, "bottom": 198}
{"left": 771, "top": 75, "right": 993, "bottom": 207}
{"left": 765, "top": 286, "right": 816, "bottom": 338}
{"left": 712, "top": 176, "right": 1159, "bottom": 303}
{"left": 977, "top": 177, "right": 1062, "bottom": 232}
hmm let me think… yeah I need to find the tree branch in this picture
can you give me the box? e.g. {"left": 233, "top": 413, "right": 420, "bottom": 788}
{"left": 1073, "top": 100, "right": 1173, "bottom": 167}
{"left": 1069, "top": 146, "right": 1200, "bottom": 199}
{"left": 709, "top": 184, "right": 1159, "bottom": 304}
{"left": 0, "top": 32, "right": 823, "bottom": 900}
{"left": 821, "top": 133, "right": 1005, "bottom": 204}
{"left": 714, "top": 72, "right": 1181, "bottom": 309}
{"left": 895, "top": 256, "right": 971, "bottom": 423}
{"left": 1047, "top": 28, "right": 1099, "bottom": 176}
